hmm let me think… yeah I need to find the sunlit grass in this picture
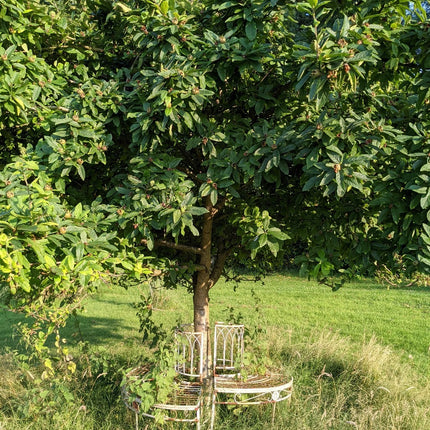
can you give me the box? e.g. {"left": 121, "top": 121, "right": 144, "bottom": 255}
{"left": 2, "top": 274, "right": 429, "bottom": 372}
{"left": 145, "top": 274, "right": 430, "bottom": 374}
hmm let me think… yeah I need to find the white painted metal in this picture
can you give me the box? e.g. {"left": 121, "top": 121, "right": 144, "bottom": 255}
{"left": 123, "top": 322, "right": 293, "bottom": 430}
{"left": 175, "top": 324, "right": 204, "bottom": 380}
{"left": 122, "top": 326, "right": 204, "bottom": 429}
{"left": 213, "top": 322, "right": 244, "bottom": 374}
{"left": 210, "top": 323, "right": 293, "bottom": 430}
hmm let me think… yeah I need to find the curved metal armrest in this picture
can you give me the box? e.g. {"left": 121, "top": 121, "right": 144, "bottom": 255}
{"left": 214, "top": 373, "right": 293, "bottom": 399}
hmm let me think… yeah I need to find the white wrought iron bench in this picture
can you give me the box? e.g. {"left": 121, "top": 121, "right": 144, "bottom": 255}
{"left": 210, "top": 323, "right": 293, "bottom": 430}
{"left": 122, "top": 324, "right": 205, "bottom": 430}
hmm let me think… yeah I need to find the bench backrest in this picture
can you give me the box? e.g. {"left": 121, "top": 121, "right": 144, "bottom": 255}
{"left": 213, "top": 323, "right": 245, "bottom": 376}
{"left": 175, "top": 324, "right": 205, "bottom": 380}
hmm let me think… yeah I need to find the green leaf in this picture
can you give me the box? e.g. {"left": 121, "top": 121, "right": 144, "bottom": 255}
{"left": 214, "top": 2, "right": 236, "bottom": 10}
{"left": 13, "top": 96, "right": 26, "bottom": 111}
{"left": 297, "top": 61, "right": 311, "bottom": 81}
{"left": 44, "top": 254, "right": 56, "bottom": 268}
{"left": 267, "top": 239, "right": 280, "bottom": 255}
{"left": 423, "top": 224, "right": 430, "bottom": 237}
{"left": 27, "top": 239, "right": 46, "bottom": 263}
{"left": 4, "top": 102, "right": 15, "bottom": 114}
{"left": 76, "top": 243, "right": 84, "bottom": 261}
{"left": 326, "top": 144, "right": 343, "bottom": 156}
{"left": 77, "top": 164, "right": 85, "bottom": 180}
{"left": 256, "top": 233, "right": 266, "bottom": 248}
{"left": 190, "top": 224, "right": 199, "bottom": 236}
{"left": 407, "top": 184, "right": 427, "bottom": 194}
{"left": 336, "top": 180, "right": 345, "bottom": 197}
{"left": 116, "top": 2, "right": 132, "bottom": 13}
{"left": 61, "top": 255, "right": 75, "bottom": 272}
{"left": 245, "top": 21, "right": 257, "bottom": 41}
{"left": 309, "top": 79, "right": 318, "bottom": 100}
{"left": 74, "top": 203, "right": 83, "bottom": 218}
{"left": 418, "top": 254, "right": 430, "bottom": 267}
{"left": 16, "top": 225, "right": 39, "bottom": 232}
{"left": 121, "top": 260, "right": 134, "bottom": 271}
{"left": 19, "top": 276, "right": 31, "bottom": 293}
{"left": 173, "top": 209, "right": 181, "bottom": 224}
{"left": 189, "top": 207, "right": 208, "bottom": 216}
{"left": 199, "top": 183, "right": 211, "bottom": 197}
{"left": 210, "top": 189, "right": 218, "bottom": 205}
{"left": 303, "top": 175, "right": 320, "bottom": 191}
{"left": 32, "top": 86, "right": 41, "bottom": 101}
{"left": 340, "top": 14, "right": 350, "bottom": 37}
{"left": 268, "top": 227, "right": 289, "bottom": 240}
{"left": 205, "top": 30, "right": 219, "bottom": 45}
{"left": 295, "top": 72, "right": 311, "bottom": 91}
{"left": 77, "top": 128, "right": 96, "bottom": 138}
{"left": 182, "top": 112, "right": 193, "bottom": 129}
{"left": 421, "top": 190, "right": 430, "bottom": 209}
{"left": 160, "top": 0, "right": 169, "bottom": 14}
{"left": 217, "top": 65, "right": 227, "bottom": 82}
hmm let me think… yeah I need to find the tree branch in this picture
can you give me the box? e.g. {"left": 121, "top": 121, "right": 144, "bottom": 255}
{"left": 212, "top": 195, "right": 227, "bottom": 216}
{"left": 179, "top": 264, "right": 207, "bottom": 272}
{"left": 209, "top": 247, "right": 234, "bottom": 289}
{"left": 176, "top": 165, "right": 203, "bottom": 185}
{"left": 155, "top": 239, "right": 203, "bottom": 255}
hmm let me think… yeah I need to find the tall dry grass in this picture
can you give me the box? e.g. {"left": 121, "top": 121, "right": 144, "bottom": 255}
{"left": 265, "top": 328, "right": 430, "bottom": 430}
{"left": 1, "top": 329, "right": 429, "bottom": 429}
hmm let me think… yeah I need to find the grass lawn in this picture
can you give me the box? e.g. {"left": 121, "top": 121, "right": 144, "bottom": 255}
{"left": 62, "top": 274, "right": 430, "bottom": 374}
{"left": 1, "top": 273, "right": 429, "bottom": 429}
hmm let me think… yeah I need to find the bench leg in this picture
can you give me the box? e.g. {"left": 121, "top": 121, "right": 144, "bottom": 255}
{"left": 210, "top": 391, "right": 217, "bottom": 430}
{"left": 271, "top": 402, "right": 276, "bottom": 428}
{"left": 196, "top": 404, "right": 201, "bottom": 430}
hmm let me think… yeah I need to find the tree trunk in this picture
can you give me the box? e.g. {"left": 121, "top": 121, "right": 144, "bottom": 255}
{"left": 194, "top": 197, "right": 213, "bottom": 379}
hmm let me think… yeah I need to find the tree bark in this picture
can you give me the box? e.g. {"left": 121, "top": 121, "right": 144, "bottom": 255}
{"left": 194, "top": 196, "right": 213, "bottom": 378}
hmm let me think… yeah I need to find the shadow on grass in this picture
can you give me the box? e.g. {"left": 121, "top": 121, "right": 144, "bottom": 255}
{"left": 0, "top": 308, "right": 26, "bottom": 351}
{"left": 0, "top": 308, "right": 141, "bottom": 353}
{"left": 339, "top": 278, "right": 430, "bottom": 293}
{"left": 84, "top": 298, "right": 137, "bottom": 307}
{"left": 62, "top": 313, "right": 141, "bottom": 348}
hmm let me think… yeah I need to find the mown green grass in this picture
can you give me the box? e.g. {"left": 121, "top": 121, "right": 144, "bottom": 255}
{"left": 58, "top": 274, "right": 429, "bottom": 373}
{"left": 208, "top": 275, "right": 430, "bottom": 374}
{"left": 1, "top": 274, "right": 429, "bottom": 429}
